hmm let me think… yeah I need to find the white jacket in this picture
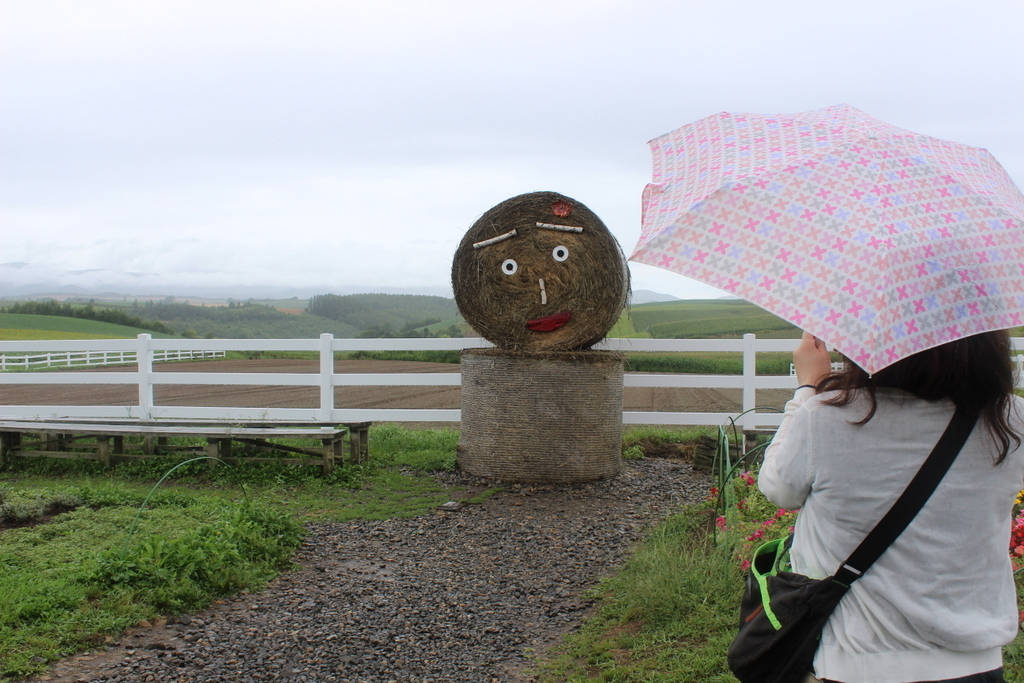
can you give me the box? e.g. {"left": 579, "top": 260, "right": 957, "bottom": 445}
{"left": 760, "top": 387, "right": 1024, "bottom": 683}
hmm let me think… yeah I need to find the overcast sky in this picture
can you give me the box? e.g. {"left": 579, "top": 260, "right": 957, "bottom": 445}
{"left": 2, "top": 0, "right": 1022, "bottom": 300}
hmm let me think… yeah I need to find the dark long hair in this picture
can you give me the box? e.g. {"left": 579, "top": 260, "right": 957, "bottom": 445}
{"left": 816, "top": 330, "right": 1021, "bottom": 464}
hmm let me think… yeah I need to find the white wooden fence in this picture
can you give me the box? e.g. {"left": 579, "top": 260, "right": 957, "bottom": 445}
{"left": 1, "top": 334, "right": 1022, "bottom": 430}
{"left": 0, "top": 348, "right": 225, "bottom": 371}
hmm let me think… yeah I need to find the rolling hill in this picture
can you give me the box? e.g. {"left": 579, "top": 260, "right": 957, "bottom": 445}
{"left": 0, "top": 314, "right": 177, "bottom": 340}
{"left": 614, "top": 299, "right": 800, "bottom": 339}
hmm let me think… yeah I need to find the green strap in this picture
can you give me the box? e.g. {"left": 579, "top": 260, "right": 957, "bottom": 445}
{"left": 750, "top": 537, "right": 789, "bottom": 630}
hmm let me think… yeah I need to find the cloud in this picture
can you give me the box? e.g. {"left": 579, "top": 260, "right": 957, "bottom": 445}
{"left": 1, "top": 0, "right": 1021, "bottom": 301}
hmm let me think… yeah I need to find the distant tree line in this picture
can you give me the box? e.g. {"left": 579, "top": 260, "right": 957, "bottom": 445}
{"left": 3, "top": 299, "right": 173, "bottom": 334}
{"left": 131, "top": 300, "right": 357, "bottom": 339}
{"left": 306, "top": 293, "right": 463, "bottom": 337}
{"left": 4, "top": 293, "right": 465, "bottom": 339}
{"left": 137, "top": 300, "right": 290, "bottom": 323}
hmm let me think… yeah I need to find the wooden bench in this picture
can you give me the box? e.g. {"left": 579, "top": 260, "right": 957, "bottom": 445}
{"left": 0, "top": 420, "right": 368, "bottom": 475}
{"left": 743, "top": 429, "right": 777, "bottom": 455}
{"left": 0, "top": 418, "right": 372, "bottom": 466}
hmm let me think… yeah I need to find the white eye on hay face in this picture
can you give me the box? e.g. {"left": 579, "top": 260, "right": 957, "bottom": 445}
{"left": 452, "top": 191, "right": 630, "bottom": 352}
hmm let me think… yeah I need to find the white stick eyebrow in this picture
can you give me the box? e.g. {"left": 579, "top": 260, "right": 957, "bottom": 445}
{"left": 472, "top": 229, "right": 518, "bottom": 249}
{"left": 536, "top": 222, "right": 583, "bottom": 233}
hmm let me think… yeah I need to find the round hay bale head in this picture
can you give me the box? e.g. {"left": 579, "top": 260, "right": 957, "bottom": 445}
{"left": 452, "top": 191, "right": 629, "bottom": 351}
{"left": 457, "top": 348, "right": 624, "bottom": 483}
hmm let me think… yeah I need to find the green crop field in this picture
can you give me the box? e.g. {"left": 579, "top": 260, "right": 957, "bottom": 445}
{"left": 0, "top": 314, "right": 176, "bottom": 340}
{"left": 616, "top": 299, "right": 800, "bottom": 339}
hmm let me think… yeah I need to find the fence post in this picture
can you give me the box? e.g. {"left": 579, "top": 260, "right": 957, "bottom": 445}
{"left": 137, "top": 334, "right": 154, "bottom": 420}
{"left": 742, "top": 333, "right": 757, "bottom": 432}
{"left": 319, "top": 333, "right": 334, "bottom": 423}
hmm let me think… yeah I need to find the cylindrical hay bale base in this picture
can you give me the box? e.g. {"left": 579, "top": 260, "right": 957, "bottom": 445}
{"left": 458, "top": 348, "right": 624, "bottom": 483}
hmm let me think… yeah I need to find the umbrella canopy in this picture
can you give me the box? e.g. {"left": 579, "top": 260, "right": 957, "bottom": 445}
{"left": 632, "top": 104, "right": 1024, "bottom": 374}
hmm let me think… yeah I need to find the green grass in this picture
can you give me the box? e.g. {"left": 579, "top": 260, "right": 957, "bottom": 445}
{"left": 1, "top": 425, "right": 462, "bottom": 522}
{"left": 608, "top": 315, "right": 647, "bottom": 338}
{"left": 14, "top": 424, "right": 1022, "bottom": 683}
{"left": 0, "top": 424, "right": 475, "bottom": 677}
{"left": 624, "top": 352, "right": 795, "bottom": 375}
{"left": 622, "top": 426, "right": 711, "bottom": 448}
{"left": 646, "top": 315, "right": 798, "bottom": 340}
{"left": 0, "top": 482, "right": 303, "bottom": 678}
{"left": 618, "top": 300, "right": 800, "bottom": 341}
{"left": 0, "top": 329, "right": 132, "bottom": 341}
{"left": 533, "top": 501, "right": 1024, "bottom": 682}
{"left": 535, "top": 507, "right": 742, "bottom": 682}
{"left": 533, "top": 454, "right": 1024, "bottom": 683}
{"left": 337, "top": 349, "right": 461, "bottom": 364}
{"left": 0, "top": 314, "right": 176, "bottom": 340}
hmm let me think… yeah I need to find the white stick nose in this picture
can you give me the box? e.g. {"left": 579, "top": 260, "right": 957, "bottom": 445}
{"left": 539, "top": 279, "right": 547, "bottom": 305}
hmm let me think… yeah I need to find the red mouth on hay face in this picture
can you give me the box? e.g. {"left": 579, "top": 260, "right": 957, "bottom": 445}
{"left": 526, "top": 311, "right": 572, "bottom": 332}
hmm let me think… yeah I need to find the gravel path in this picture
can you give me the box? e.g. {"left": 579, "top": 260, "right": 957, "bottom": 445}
{"left": 28, "top": 459, "right": 712, "bottom": 683}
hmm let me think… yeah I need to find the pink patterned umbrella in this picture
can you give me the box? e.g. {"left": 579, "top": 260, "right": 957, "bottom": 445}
{"left": 631, "top": 104, "right": 1024, "bottom": 374}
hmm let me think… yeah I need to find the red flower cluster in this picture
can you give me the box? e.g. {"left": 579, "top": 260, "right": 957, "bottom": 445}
{"left": 1011, "top": 513, "right": 1024, "bottom": 568}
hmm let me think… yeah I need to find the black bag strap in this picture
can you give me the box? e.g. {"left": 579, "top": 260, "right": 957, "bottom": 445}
{"left": 831, "top": 406, "right": 979, "bottom": 587}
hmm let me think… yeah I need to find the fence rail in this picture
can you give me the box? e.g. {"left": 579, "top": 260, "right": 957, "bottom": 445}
{"left": 1, "top": 334, "right": 1022, "bottom": 430}
{"left": 0, "top": 349, "right": 225, "bottom": 371}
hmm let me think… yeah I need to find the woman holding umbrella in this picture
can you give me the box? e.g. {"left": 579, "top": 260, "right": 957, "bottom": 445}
{"left": 759, "top": 330, "right": 1024, "bottom": 683}
{"left": 629, "top": 102, "right": 1024, "bottom": 683}
{"left": 632, "top": 103, "right": 1024, "bottom": 682}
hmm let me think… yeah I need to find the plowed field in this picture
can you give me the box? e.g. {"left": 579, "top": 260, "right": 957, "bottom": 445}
{"left": 0, "top": 359, "right": 791, "bottom": 423}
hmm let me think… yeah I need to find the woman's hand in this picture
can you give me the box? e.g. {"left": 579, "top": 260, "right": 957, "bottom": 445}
{"left": 794, "top": 331, "right": 833, "bottom": 388}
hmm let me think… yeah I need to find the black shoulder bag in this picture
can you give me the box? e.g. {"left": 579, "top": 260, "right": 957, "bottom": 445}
{"left": 727, "top": 407, "right": 979, "bottom": 683}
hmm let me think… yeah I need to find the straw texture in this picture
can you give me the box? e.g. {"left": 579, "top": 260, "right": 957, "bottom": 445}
{"left": 458, "top": 348, "right": 624, "bottom": 483}
{"left": 452, "top": 191, "right": 629, "bottom": 351}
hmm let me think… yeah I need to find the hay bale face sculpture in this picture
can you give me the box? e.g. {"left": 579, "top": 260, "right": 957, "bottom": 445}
{"left": 452, "top": 192, "right": 629, "bottom": 351}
